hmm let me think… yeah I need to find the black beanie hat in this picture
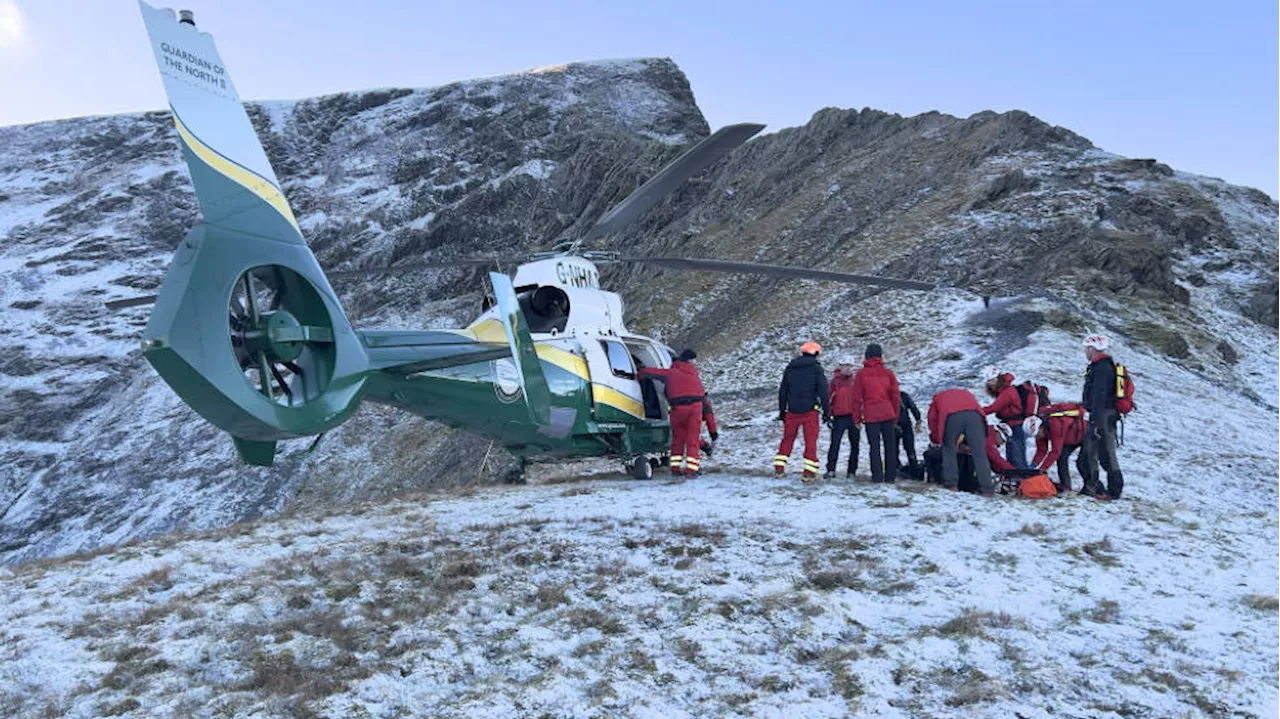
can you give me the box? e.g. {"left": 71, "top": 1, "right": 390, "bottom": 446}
{"left": 864, "top": 343, "right": 883, "bottom": 359}
{"left": 679, "top": 349, "right": 697, "bottom": 361}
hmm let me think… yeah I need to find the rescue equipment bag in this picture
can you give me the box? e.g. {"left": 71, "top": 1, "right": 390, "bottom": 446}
{"left": 1017, "top": 473, "right": 1057, "bottom": 499}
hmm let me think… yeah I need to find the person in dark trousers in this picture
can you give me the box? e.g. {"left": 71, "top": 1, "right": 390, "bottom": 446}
{"left": 927, "top": 388, "right": 994, "bottom": 495}
{"left": 852, "top": 344, "right": 900, "bottom": 483}
{"left": 775, "top": 341, "right": 829, "bottom": 481}
{"left": 1081, "top": 335, "right": 1124, "bottom": 499}
{"left": 824, "top": 360, "right": 860, "bottom": 479}
{"left": 982, "top": 367, "right": 1030, "bottom": 469}
{"left": 896, "top": 390, "right": 922, "bottom": 478}
{"left": 639, "top": 349, "right": 716, "bottom": 477}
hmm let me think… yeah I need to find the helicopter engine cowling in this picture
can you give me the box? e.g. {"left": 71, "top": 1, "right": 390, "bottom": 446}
{"left": 518, "top": 285, "right": 571, "bottom": 334}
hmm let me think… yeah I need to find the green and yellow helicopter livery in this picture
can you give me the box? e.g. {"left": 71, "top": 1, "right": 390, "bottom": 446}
{"left": 129, "top": 3, "right": 932, "bottom": 479}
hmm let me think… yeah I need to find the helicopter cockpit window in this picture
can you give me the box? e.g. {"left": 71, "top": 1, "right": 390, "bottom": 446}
{"left": 600, "top": 340, "right": 636, "bottom": 380}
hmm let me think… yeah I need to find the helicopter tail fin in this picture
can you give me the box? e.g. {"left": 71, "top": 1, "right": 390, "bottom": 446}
{"left": 138, "top": 1, "right": 299, "bottom": 239}
{"left": 137, "top": 2, "right": 367, "bottom": 463}
{"left": 489, "top": 273, "right": 576, "bottom": 439}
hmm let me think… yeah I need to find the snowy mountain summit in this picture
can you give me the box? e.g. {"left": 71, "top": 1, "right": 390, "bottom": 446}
{"left": 0, "top": 56, "right": 1276, "bottom": 717}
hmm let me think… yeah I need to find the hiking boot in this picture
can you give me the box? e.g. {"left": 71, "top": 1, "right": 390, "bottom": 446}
{"left": 1093, "top": 492, "right": 1112, "bottom": 502}
{"left": 773, "top": 466, "right": 785, "bottom": 477}
{"left": 686, "top": 470, "right": 701, "bottom": 479}
{"left": 845, "top": 472, "right": 855, "bottom": 480}
{"left": 823, "top": 470, "right": 836, "bottom": 479}
{"left": 802, "top": 471, "right": 818, "bottom": 483}
{"left": 670, "top": 468, "right": 684, "bottom": 477}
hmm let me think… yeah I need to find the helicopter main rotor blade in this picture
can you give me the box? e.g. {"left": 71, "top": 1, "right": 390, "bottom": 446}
{"left": 325, "top": 257, "right": 519, "bottom": 280}
{"left": 576, "top": 123, "right": 765, "bottom": 245}
{"left": 105, "top": 257, "right": 517, "bottom": 309}
{"left": 104, "top": 294, "right": 160, "bottom": 310}
{"left": 604, "top": 256, "right": 935, "bottom": 291}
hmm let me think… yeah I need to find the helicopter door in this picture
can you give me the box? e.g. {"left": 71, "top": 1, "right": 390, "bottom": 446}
{"left": 583, "top": 338, "right": 646, "bottom": 422}
{"left": 625, "top": 340, "right": 669, "bottom": 420}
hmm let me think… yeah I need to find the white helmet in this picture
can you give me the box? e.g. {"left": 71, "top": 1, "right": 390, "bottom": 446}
{"left": 994, "top": 422, "right": 1013, "bottom": 441}
{"left": 982, "top": 365, "right": 1002, "bottom": 382}
{"left": 1023, "top": 415, "right": 1043, "bottom": 438}
{"left": 1083, "top": 334, "right": 1109, "bottom": 352}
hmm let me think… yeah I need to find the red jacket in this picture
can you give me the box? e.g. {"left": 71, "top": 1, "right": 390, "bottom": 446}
{"left": 927, "top": 389, "right": 982, "bottom": 445}
{"left": 701, "top": 396, "right": 719, "bottom": 435}
{"left": 985, "top": 426, "right": 1016, "bottom": 473}
{"left": 828, "top": 367, "right": 856, "bottom": 416}
{"left": 1032, "top": 403, "right": 1086, "bottom": 470}
{"left": 851, "top": 358, "right": 900, "bottom": 425}
{"left": 640, "top": 360, "right": 706, "bottom": 403}
{"left": 983, "top": 373, "right": 1024, "bottom": 421}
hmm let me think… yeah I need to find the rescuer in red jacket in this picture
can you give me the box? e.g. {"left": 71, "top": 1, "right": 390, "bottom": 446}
{"left": 824, "top": 360, "right": 860, "bottom": 479}
{"left": 1028, "top": 403, "right": 1087, "bottom": 493}
{"left": 852, "top": 344, "right": 901, "bottom": 483}
{"left": 640, "top": 349, "right": 717, "bottom": 477}
{"left": 982, "top": 367, "right": 1030, "bottom": 469}
{"left": 926, "top": 388, "right": 994, "bottom": 494}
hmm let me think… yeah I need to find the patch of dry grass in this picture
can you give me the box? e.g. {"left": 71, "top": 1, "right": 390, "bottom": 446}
{"left": 936, "top": 608, "right": 1027, "bottom": 638}
{"left": 805, "top": 566, "right": 865, "bottom": 591}
{"left": 534, "top": 583, "right": 570, "bottom": 611}
{"left": 564, "top": 607, "right": 626, "bottom": 636}
{"left": 1242, "top": 594, "right": 1279, "bottom": 611}
{"left": 1067, "top": 537, "right": 1120, "bottom": 568}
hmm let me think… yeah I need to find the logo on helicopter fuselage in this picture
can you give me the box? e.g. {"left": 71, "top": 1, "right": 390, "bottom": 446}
{"left": 492, "top": 358, "right": 523, "bottom": 404}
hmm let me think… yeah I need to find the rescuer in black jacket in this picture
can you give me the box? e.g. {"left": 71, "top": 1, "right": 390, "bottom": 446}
{"left": 774, "top": 342, "right": 829, "bottom": 480}
{"left": 1081, "top": 334, "right": 1123, "bottom": 500}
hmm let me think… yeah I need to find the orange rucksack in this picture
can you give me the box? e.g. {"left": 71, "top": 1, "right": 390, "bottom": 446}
{"left": 1017, "top": 473, "right": 1057, "bottom": 499}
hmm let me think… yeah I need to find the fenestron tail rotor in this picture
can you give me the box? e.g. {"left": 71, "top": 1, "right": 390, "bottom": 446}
{"left": 227, "top": 266, "right": 336, "bottom": 407}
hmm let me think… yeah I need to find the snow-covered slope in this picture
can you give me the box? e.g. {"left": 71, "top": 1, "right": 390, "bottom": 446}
{"left": 1, "top": 408, "right": 1274, "bottom": 717}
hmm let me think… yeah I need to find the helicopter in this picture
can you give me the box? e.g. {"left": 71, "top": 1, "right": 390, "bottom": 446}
{"left": 120, "top": 2, "right": 934, "bottom": 480}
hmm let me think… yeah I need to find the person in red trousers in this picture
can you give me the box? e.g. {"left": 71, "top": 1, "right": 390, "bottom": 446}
{"left": 640, "top": 349, "right": 716, "bottom": 477}
{"left": 774, "top": 341, "right": 829, "bottom": 481}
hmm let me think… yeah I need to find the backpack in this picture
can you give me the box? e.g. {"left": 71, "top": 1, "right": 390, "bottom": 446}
{"left": 1015, "top": 381, "right": 1050, "bottom": 419}
{"left": 1114, "top": 364, "right": 1135, "bottom": 414}
{"left": 1018, "top": 473, "right": 1057, "bottom": 499}
{"left": 1038, "top": 402, "right": 1086, "bottom": 446}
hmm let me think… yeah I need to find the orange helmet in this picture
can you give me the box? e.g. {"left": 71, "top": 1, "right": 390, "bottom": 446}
{"left": 800, "top": 341, "right": 822, "bottom": 355}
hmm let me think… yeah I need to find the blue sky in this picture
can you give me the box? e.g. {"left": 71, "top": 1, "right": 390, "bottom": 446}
{"left": 1, "top": 0, "right": 1276, "bottom": 197}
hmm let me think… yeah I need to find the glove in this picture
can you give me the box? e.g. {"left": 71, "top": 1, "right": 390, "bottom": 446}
{"left": 914, "top": 421, "right": 924, "bottom": 434}
{"left": 822, "top": 413, "right": 832, "bottom": 426}
{"left": 777, "top": 411, "right": 786, "bottom": 421}
{"left": 709, "top": 431, "right": 719, "bottom": 442}
{"left": 700, "top": 440, "right": 715, "bottom": 457}
{"left": 894, "top": 424, "right": 903, "bottom": 436}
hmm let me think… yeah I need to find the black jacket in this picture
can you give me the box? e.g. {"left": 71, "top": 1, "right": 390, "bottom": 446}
{"left": 898, "top": 391, "right": 921, "bottom": 425}
{"left": 779, "top": 355, "right": 829, "bottom": 415}
{"left": 1082, "top": 354, "right": 1117, "bottom": 417}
